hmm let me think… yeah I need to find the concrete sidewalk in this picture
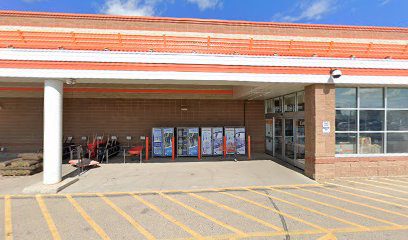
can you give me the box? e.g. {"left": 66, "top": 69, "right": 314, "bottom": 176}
{"left": 61, "top": 159, "right": 315, "bottom": 193}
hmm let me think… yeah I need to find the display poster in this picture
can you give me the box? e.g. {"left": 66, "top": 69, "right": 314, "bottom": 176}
{"left": 163, "top": 128, "right": 174, "bottom": 157}
{"left": 201, "top": 128, "right": 212, "bottom": 155}
{"left": 152, "top": 128, "right": 163, "bottom": 156}
{"left": 235, "top": 127, "right": 246, "bottom": 155}
{"left": 322, "top": 121, "right": 331, "bottom": 134}
{"left": 188, "top": 128, "right": 199, "bottom": 156}
{"left": 225, "top": 127, "right": 235, "bottom": 154}
{"left": 212, "top": 127, "right": 223, "bottom": 155}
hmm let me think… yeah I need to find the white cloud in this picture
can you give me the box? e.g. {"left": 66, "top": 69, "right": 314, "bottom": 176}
{"left": 186, "top": 0, "right": 222, "bottom": 10}
{"left": 21, "top": 0, "right": 48, "bottom": 2}
{"left": 379, "top": 0, "right": 391, "bottom": 5}
{"left": 274, "top": 0, "right": 337, "bottom": 22}
{"left": 100, "top": 0, "right": 158, "bottom": 16}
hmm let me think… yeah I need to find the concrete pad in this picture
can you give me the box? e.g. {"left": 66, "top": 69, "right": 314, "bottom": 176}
{"left": 61, "top": 159, "right": 315, "bottom": 193}
{"left": 22, "top": 176, "right": 79, "bottom": 194}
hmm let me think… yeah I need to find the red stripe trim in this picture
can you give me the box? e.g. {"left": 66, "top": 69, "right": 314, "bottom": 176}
{"left": 0, "top": 87, "right": 233, "bottom": 95}
{"left": 0, "top": 60, "right": 406, "bottom": 76}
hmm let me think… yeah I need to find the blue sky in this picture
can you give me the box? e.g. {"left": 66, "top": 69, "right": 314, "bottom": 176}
{"left": 1, "top": 0, "right": 407, "bottom": 27}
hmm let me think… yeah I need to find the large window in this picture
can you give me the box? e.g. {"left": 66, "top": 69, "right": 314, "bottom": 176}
{"left": 265, "top": 91, "right": 305, "bottom": 114}
{"left": 335, "top": 87, "right": 408, "bottom": 155}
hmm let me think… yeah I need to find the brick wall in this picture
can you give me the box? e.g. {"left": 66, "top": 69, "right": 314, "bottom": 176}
{"left": 0, "top": 98, "right": 265, "bottom": 153}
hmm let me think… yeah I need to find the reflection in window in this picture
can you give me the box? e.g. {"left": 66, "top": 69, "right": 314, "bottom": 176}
{"left": 360, "top": 88, "right": 384, "bottom": 108}
{"left": 387, "top": 110, "right": 408, "bottom": 131}
{"left": 336, "top": 88, "right": 357, "bottom": 108}
{"left": 359, "top": 110, "right": 384, "bottom": 131}
{"left": 359, "top": 133, "right": 384, "bottom": 154}
{"left": 335, "top": 110, "right": 357, "bottom": 131}
{"left": 284, "top": 94, "right": 296, "bottom": 112}
{"left": 297, "top": 91, "right": 305, "bottom": 111}
{"left": 387, "top": 88, "right": 408, "bottom": 108}
{"left": 387, "top": 133, "right": 408, "bottom": 153}
{"left": 273, "top": 97, "right": 283, "bottom": 113}
{"left": 336, "top": 133, "right": 357, "bottom": 154}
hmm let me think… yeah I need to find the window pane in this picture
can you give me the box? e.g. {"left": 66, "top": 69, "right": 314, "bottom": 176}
{"left": 387, "top": 110, "right": 408, "bottom": 131}
{"left": 285, "top": 119, "right": 294, "bottom": 136}
{"left": 336, "top": 133, "right": 357, "bottom": 154}
{"left": 360, "top": 88, "right": 384, "bottom": 108}
{"left": 335, "top": 110, "right": 357, "bottom": 131}
{"left": 387, "top": 133, "right": 408, "bottom": 153}
{"left": 387, "top": 88, "right": 408, "bottom": 108}
{"left": 273, "top": 97, "right": 283, "bottom": 113}
{"left": 359, "top": 133, "right": 384, "bottom": 154}
{"left": 359, "top": 110, "right": 384, "bottom": 131}
{"left": 336, "top": 88, "right": 357, "bottom": 108}
{"left": 284, "top": 94, "right": 296, "bottom": 112}
{"left": 297, "top": 91, "right": 305, "bottom": 111}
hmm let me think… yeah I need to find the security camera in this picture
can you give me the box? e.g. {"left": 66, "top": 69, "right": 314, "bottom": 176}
{"left": 330, "top": 69, "right": 342, "bottom": 79}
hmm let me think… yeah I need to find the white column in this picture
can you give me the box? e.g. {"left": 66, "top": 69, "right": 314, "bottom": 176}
{"left": 43, "top": 80, "right": 63, "bottom": 184}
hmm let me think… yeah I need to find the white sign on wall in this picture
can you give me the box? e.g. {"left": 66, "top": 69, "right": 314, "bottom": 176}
{"left": 322, "top": 121, "right": 331, "bottom": 134}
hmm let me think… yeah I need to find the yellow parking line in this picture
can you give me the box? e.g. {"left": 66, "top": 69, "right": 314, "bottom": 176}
{"left": 326, "top": 182, "right": 408, "bottom": 202}
{"left": 66, "top": 195, "right": 111, "bottom": 240}
{"left": 268, "top": 187, "right": 401, "bottom": 227}
{"left": 320, "top": 186, "right": 408, "bottom": 209}
{"left": 36, "top": 195, "right": 61, "bottom": 240}
{"left": 97, "top": 194, "right": 155, "bottom": 240}
{"left": 4, "top": 195, "right": 12, "bottom": 240}
{"left": 381, "top": 178, "right": 408, "bottom": 185}
{"left": 187, "top": 192, "right": 283, "bottom": 232}
{"left": 297, "top": 187, "right": 408, "bottom": 219}
{"left": 221, "top": 191, "right": 333, "bottom": 233}
{"left": 158, "top": 192, "right": 248, "bottom": 237}
{"left": 131, "top": 194, "right": 205, "bottom": 240}
{"left": 242, "top": 188, "right": 367, "bottom": 230}
{"left": 366, "top": 179, "right": 408, "bottom": 189}
{"left": 344, "top": 180, "right": 408, "bottom": 195}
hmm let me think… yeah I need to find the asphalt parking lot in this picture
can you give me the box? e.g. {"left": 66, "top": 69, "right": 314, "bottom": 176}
{"left": 1, "top": 176, "right": 408, "bottom": 240}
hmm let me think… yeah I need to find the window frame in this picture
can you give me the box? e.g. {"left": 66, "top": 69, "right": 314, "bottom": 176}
{"left": 335, "top": 87, "right": 408, "bottom": 157}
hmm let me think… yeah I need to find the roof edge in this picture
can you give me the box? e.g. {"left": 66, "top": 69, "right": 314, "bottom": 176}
{"left": 0, "top": 10, "right": 407, "bottom": 33}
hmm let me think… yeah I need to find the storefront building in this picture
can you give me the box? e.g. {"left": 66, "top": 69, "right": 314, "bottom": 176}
{"left": 0, "top": 11, "right": 406, "bottom": 183}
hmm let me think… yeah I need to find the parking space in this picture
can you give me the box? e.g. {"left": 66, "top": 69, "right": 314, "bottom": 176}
{"left": 1, "top": 177, "right": 408, "bottom": 240}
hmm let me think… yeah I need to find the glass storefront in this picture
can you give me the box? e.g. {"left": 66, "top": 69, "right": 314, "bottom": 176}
{"left": 335, "top": 87, "right": 408, "bottom": 155}
{"left": 265, "top": 91, "right": 305, "bottom": 170}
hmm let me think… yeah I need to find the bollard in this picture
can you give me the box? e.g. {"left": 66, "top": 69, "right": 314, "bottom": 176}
{"left": 248, "top": 135, "right": 251, "bottom": 160}
{"left": 172, "top": 136, "right": 175, "bottom": 161}
{"left": 198, "top": 136, "right": 201, "bottom": 160}
{"left": 145, "top": 137, "right": 149, "bottom": 161}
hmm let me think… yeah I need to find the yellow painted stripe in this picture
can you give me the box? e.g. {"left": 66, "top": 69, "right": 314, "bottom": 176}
{"left": 381, "top": 178, "right": 408, "bottom": 185}
{"left": 243, "top": 188, "right": 366, "bottom": 230}
{"left": 317, "top": 232, "right": 337, "bottom": 240}
{"left": 66, "top": 195, "right": 111, "bottom": 240}
{"left": 158, "top": 192, "right": 248, "bottom": 237}
{"left": 298, "top": 187, "right": 408, "bottom": 219}
{"left": 187, "top": 192, "right": 283, "bottom": 232}
{"left": 97, "top": 194, "right": 155, "bottom": 240}
{"left": 326, "top": 182, "right": 408, "bottom": 202}
{"left": 221, "top": 191, "right": 332, "bottom": 232}
{"left": 321, "top": 186, "right": 408, "bottom": 209}
{"left": 269, "top": 187, "right": 401, "bottom": 227}
{"left": 4, "top": 195, "right": 12, "bottom": 240}
{"left": 131, "top": 194, "right": 204, "bottom": 239}
{"left": 366, "top": 179, "right": 408, "bottom": 189}
{"left": 36, "top": 195, "right": 61, "bottom": 240}
{"left": 344, "top": 180, "right": 408, "bottom": 195}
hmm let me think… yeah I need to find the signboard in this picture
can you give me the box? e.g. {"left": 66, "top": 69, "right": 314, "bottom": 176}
{"left": 322, "top": 121, "right": 331, "bottom": 134}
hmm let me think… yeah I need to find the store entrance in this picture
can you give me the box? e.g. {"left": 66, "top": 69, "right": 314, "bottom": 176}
{"left": 265, "top": 117, "right": 305, "bottom": 170}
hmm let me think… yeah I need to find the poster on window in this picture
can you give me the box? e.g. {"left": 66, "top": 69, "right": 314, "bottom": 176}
{"left": 212, "top": 127, "right": 223, "bottom": 155}
{"left": 235, "top": 127, "right": 246, "bottom": 155}
{"left": 201, "top": 128, "right": 212, "bottom": 155}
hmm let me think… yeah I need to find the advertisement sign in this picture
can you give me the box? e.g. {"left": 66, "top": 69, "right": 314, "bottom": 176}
{"left": 235, "top": 127, "right": 246, "bottom": 155}
{"left": 188, "top": 128, "right": 199, "bottom": 156}
{"left": 152, "top": 128, "right": 163, "bottom": 156}
{"left": 163, "top": 128, "right": 174, "bottom": 157}
{"left": 225, "top": 127, "right": 235, "bottom": 154}
{"left": 201, "top": 128, "right": 212, "bottom": 155}
{"left": 212, "top": 127, "right": 223, "bottom": 155}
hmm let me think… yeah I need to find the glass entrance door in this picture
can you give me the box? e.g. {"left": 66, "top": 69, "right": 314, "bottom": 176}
{"left": 284, "top": 119, "right": 295, "bottom": 165}
{"left": 295, "top": 119, "right": 305, "bottom": 169}
{"left": 274, "top": 118, "right": 283, "bottom": 158}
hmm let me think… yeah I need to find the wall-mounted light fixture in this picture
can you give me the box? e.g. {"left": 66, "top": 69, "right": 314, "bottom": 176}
{"left": 66, "top": 78, "right": 76, "bottom": 85}
{"left": 180, "top": 105, "right": 188, "bottom": 111}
